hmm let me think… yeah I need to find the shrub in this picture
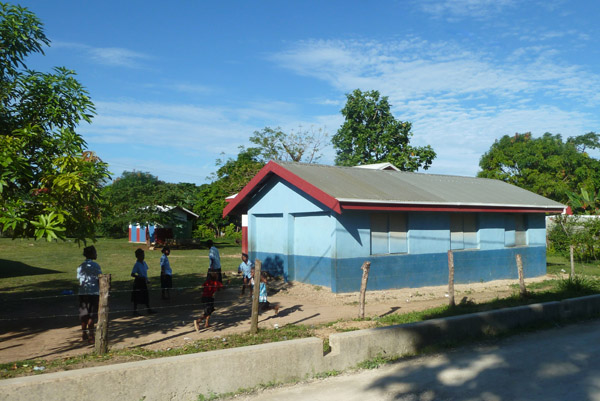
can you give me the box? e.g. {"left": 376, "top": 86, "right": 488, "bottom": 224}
{"left": 193, "top": 224, "right": 215, "bottom": 239}
{"left": 547, "top": 215, "right": 600, "bottom": 262}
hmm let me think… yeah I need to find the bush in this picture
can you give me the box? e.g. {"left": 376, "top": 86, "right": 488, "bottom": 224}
{"left": 193, "top": 224, "right": 215, "bottom": 239}
{"left": 555, "top": 275, "right": 598, "bottom": 294}
{"left": 547, "top": 215, "right": 600, "bottom": 262}
{"left": 223, "top": 223, "right": 242, "bottom": 241}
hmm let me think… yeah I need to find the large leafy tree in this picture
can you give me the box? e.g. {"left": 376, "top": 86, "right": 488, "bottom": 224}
{"left": 193, "top": 147, "right": 264, "bottom": 236}
{"left": 0, "top": 3, "right": 110, "bottom": 242}
{"left": 332, "top": 89, "right": 436, "bottom": 171}
{"left": 100, "top": 171, "right": 200, "bottom": 237}
{"left": 478, "top": 132, "right": 600, "bottom": 208}
{"left": 249, "top": 126, "right": 328, "bottom": 163}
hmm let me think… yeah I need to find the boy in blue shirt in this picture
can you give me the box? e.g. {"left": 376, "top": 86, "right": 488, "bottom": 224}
{"left": 238, "top": 253, "right": 253, "bottom": 296}
{"left": 77, "top": 246, "right": 102, "bottom": 342}
{"left": 207, "top": 240, "right": 222, "bottom": 283}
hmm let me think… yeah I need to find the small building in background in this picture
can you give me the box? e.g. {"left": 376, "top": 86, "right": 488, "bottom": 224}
{"left": 129, "top": 206, "right": 198, "bottom": 244}
{"left": 224, "top": 161, "right": 567, "bottom": 293}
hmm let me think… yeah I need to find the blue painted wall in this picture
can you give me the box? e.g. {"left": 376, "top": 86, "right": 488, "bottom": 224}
{"left": 333, "top": 246, "right": 546, "bottom": 292}
{"left": 246, "top": 176, "right": 549, "bottom": 293}
{"left": 248, "top": 177, "right": 332, "bottom": 281}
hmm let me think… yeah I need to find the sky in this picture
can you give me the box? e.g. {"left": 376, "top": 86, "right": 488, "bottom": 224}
{"left": 15, "top": 0, "right": 600, "bottom": 185}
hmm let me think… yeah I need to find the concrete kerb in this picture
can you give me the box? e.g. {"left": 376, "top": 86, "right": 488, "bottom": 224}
{"left": 3, "top": 294, "right": 600, "bottom": 401}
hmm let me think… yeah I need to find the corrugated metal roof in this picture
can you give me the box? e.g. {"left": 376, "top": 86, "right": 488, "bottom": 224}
{"left": 277, "top": 162, "right": 565, "bottom": 209}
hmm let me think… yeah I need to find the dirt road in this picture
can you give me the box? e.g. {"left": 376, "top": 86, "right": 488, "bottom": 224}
{"left": 0, "top": 275, "right": 549, "bottom": 364}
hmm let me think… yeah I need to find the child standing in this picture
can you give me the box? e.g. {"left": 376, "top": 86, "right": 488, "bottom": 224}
{"left": 131, "top": 248, "right": 156, "bottom": 316}
{"left": 207, "top": 240, "right": 222, "bottom": 283}
{"left": 238, "top": 253, "right": 253, "bottom": 296}
{"left": 160, "top": 246, "right": 172, "bottom": 300}
{"left": 194, "top": 272, "right": 223, "bottom": 331}
{"left": 77, "top": 246, "right": 102, "bottom": 343}
{"left": 259, "top": 272, "right": 279, "bottom": 315}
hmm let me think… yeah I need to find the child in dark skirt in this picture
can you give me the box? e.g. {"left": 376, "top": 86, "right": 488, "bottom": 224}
{"left": 160, "top": 246, "right": 172, "bottom": 300}
{"left": 194, "top": 272, "right": 223, "bottom": 331}
{"left": 131, "top": 248, "right": 156, "bottom": 316}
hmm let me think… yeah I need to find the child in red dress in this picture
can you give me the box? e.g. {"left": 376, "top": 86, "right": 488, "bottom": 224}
{"left": 194, "top": 272, "right": 223, "bottom": 331}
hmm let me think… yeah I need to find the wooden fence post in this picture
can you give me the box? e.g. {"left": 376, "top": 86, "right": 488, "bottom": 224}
{"left": 570, "top": 245, "right": 575, "bottom": 277}
{"left": 448, "top": 250, "right": 455, "bottom": 307}
{"left": 250, "top": 259, "right": 262, "bottom": 334}
{"left": 516, "top": 254, "right": 527, "bottom": 297}
{"left": 95, "top": 274, "right": 111, "bottom": 355}
{"left": 358, "top": 261, "right": 371, "bottom": 319}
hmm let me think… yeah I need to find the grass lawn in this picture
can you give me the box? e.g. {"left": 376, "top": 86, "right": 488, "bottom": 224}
{"left": 0, "top": 237, "right": 242, "bottom": 296}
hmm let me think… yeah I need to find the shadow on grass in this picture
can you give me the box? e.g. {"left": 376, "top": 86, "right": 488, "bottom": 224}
{"left": 0, "top": 260, "right": 62, "bottom": 279}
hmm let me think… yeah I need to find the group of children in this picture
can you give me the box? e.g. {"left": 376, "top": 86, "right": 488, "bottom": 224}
{"left": 192, "top": 252, "right": 279, "bottom": 331}
{"left": 77, "top": 246, "right": 280, "bottom": 342}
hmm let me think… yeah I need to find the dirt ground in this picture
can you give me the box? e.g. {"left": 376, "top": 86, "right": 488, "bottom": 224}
{"left": 0, "top": 275, "right": 551, "bottom": 364}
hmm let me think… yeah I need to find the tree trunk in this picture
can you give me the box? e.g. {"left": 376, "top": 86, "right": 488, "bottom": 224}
{"left": 570, "top": 245, "right": 575, "bottom": 277}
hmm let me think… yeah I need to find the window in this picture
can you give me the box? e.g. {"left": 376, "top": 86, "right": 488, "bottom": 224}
{"left": 505, "top": 214, "right": 527, "bottom": 247}
{"left": 515, "top": 214, "right": 527, "bottom": 246}
{"left": 450, "top": 213, "right": 478, "bottom": 250}
{"left": 371, "top": 213, "right": 407, "bottom": 254}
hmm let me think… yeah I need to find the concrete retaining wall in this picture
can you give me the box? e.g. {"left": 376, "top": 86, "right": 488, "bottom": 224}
{"left": 3, "top": 295, "right": 600, "bottom": 401}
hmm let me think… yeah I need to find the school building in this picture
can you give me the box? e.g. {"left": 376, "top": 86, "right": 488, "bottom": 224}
{"left": 223, "top": 161, "right": 567, "bottom": 293}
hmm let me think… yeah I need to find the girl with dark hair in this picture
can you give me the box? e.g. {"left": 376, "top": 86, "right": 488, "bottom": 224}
{"left": 131, "top": 248, "right": 156, "bottom": 316}
{"left": 160, "top": 246, "right": 173, "bottom": 300}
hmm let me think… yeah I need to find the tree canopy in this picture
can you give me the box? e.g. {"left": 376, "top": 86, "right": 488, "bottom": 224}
{"left": 193, "top": 148, "right": 264, "bottom": 236}
{"left": 99, "top": 171, "right": 200, "bottom": 238}
{"left": 249, "top": 126, "right": 328, "bottom": 163}
{"left": 332, "top": 89, "right": 436, "bottom": 171}
{"left": 478, "top": 132, "right": 600, "bottom": 209}
{"left": 0, "top": 3, "right": 110, "bottom": 242}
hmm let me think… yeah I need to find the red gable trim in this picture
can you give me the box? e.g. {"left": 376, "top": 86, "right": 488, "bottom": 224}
{"left": 341, "top": 203, "right": 565, "bottom": 214}
{"left": 222, "top": 161, "right": 341, "bottom": 217}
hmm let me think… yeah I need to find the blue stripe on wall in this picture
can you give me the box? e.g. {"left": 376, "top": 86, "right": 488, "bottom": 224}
{"left": 334, "top": 246, "right": 546, "bottom": 293}
{"left": 253, "top": 246, "right": 546, "bottom": 293}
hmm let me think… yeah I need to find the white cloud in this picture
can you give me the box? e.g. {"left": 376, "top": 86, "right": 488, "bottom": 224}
{"left": 270, "top": 38, "right": 600, "bottom": 176}
{"left": 88, "top": 47, "right": 149, "bottom": 68}
{"left": 52, "top": 41, "right": 150, "bottom": 68}
{"left": 419, "top": 0, "right": 516, "bottom": 20}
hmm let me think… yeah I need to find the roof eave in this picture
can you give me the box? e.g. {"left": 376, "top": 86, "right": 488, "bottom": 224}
{"left": 222, "top": 161, "right": 341, "bottom": 218}
{"left": 339, "top": 200, "right": 567, "bottom": 214}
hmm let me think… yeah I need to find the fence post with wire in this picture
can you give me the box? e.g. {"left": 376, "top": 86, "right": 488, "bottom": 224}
{"left": 95, "top": 274, "right": 111, "bottom": 354}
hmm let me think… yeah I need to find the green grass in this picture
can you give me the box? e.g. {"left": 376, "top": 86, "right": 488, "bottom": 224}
{"left": 546, "top": 253, "right": 600, "bottom": 277}
{"left": 0, "top": 237, "right": 242, "bottom": 296}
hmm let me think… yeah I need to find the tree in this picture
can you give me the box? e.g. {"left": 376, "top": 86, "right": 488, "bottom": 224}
{"left": 0, "top": 3, "right": 110, "bottom": 242}
{"left": 332, "top": 89, "right": 436, "bottom": 171}
{"left": 193, "top": 147, "right": 264, "bottom": 237}
{"left": 99, "top": 171, "right": 200, "bottom": 237}
{"left": 249, "top": 126, "right": 328, "bottom": 163}
{"left": 478, "top": 132, "right": 600, "bottom": 207}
